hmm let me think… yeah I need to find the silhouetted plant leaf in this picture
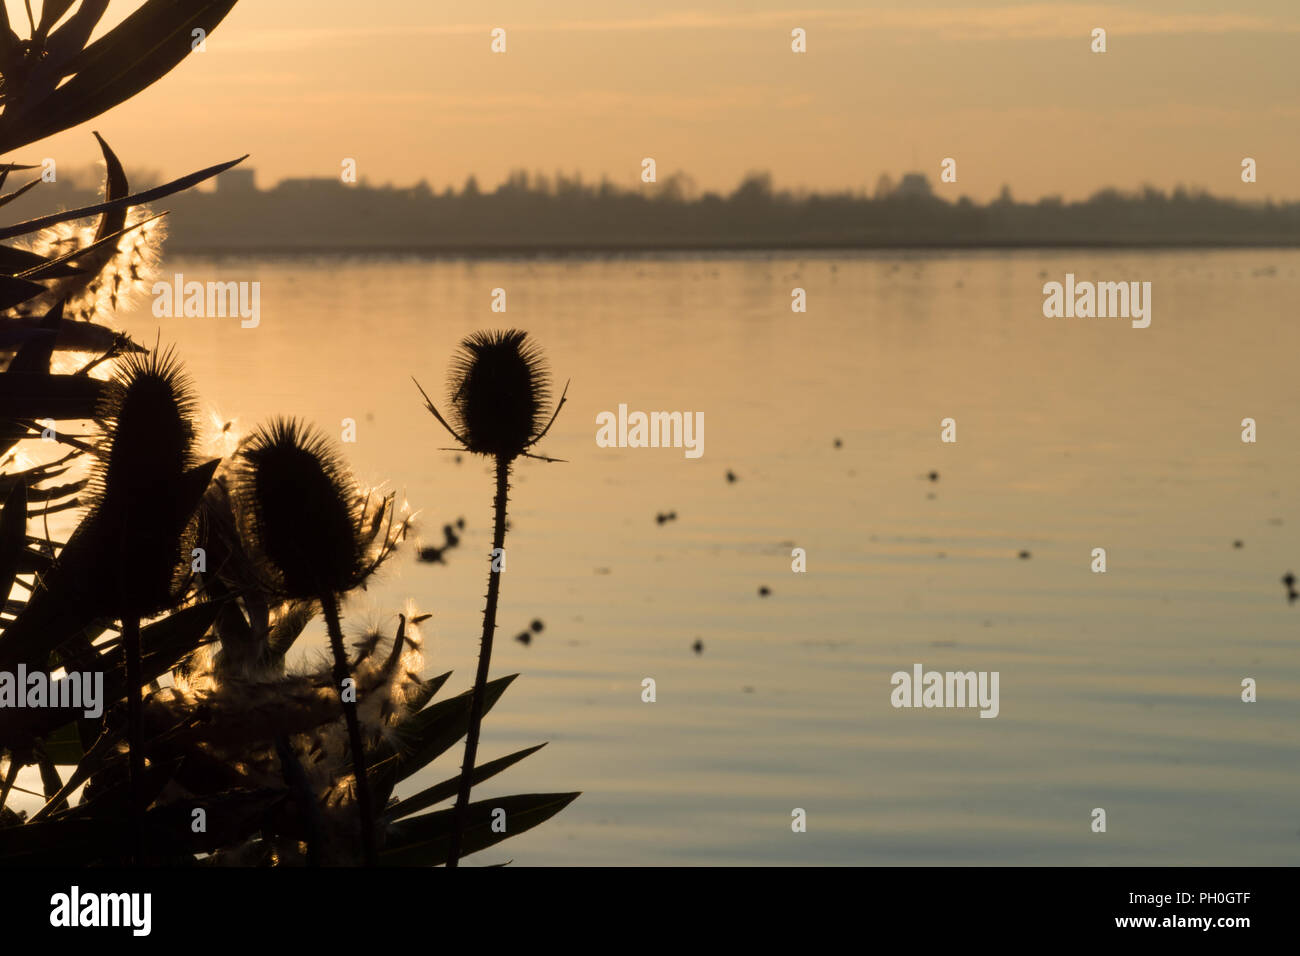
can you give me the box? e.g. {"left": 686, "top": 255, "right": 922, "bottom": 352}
{"left": 0, "top": 601, "right": 218, "bottom": 756}
{"left": 0, "top": 1, "right": 241, "bottom": 153}
{"left": 100, "top": 602, "right": 221, "bottom": 697}
{"left": 386, "top": 744, "right": 546, "bottom": 821}
{"left": 379, "top": 792, "right": 580, "bottom": 866}
{"left": 22, "top": 479, "right": 83, "bottom": 504}
{"left": 0, "top": 786, "right": 284, "bottom": 865}
{"left": 0, "top": 478, "right": 26, "bottom": 608}
{"left": 406, "top": 669, "right": 453, "bottom": 713}
{"left": 41, "top": 722, "right": 86, "bottom": 766}
{"left": 379, "top": 674, "right": 518, "bottom": 785}
{"left": 0, "top": 154, "right": 246, "bottom": 242}
{"left": 0, "top": 317, "right": 134, "bottom": 353}
{"left": 35, "top": 2, "right": 80, "bottom": 41}
{"left": 0, "top": 177, "right": 38, "bottom": 210}
{"left": 0, "top": 245, "right": 87, "bottom": 277}
{"left": 0, "top": 274, "right": 48, "bottom": 309}
{"left": 13, "top": 546, "right": 53, "bottom": 574}
{"left": 0, "top": 372, "right": 107, "bottom": 419}
{"left": 365, "top": 674, "right": 513, "bottom": 812}
{"left": 7, "top": 301, "right": 62, "bottom": 375}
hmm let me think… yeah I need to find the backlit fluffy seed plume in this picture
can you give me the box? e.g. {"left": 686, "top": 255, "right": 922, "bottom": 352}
{"left": 10, "top": 134, "right": 166, "bottom": 326}
{"left": 11, "top": 210, "right": 166, "bottom": 324}
{"left": 235, "top": 419, "right": 368, "bottom": 598}
{"left": 158, "top": 622, "right": 427, "bottom": 763}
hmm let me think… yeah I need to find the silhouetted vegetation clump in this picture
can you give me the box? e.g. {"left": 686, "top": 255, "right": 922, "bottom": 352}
{"left": 0, "top": 0, "right": 576, "bottom": 867}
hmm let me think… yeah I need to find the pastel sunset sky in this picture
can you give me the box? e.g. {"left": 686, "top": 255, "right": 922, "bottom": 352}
{"left": 12, "top": 0, "right": 1300, "bottom": 199}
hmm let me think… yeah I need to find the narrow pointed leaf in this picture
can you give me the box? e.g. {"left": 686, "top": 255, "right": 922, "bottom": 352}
{"left": 0, "top": 155, "right": 246, "bottom": 242}
{"left": 386, "top": 744, "right": 546, "bottom": 821}
{"left": 379, "top": 792, "right": 580, "bottom": 866}
{"left": 0, "top": 479, "right": 27, "bottom": 608}
{"left": 0, "top": 274, "right": 48, "bottom": 310}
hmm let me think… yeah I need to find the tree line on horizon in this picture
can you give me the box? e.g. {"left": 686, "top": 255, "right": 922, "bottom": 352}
{"left": 16, "top": 167, "right": 1300, "bottom": 251}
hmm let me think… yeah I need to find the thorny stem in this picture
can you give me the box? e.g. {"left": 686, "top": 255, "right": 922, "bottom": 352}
{"left": 123, "top": 615, "right": 144, "bottom": 865}
{"left": 447, "top": 455, "right": 511, "bottom": 867}
{"left": 320, "top": 591, "right": 377, "bottom": 867}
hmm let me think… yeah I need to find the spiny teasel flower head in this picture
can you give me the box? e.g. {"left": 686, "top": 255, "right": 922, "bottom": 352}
{"left": 234, "top": 418, "right": 372, "bottom": 599}
{"left": 447, "top": 329, "right": 553, "bottom": 459}
{"left": 83, "top": 346, "right": 201, "bottom": 616}
{"left": 93, "top": 346, "right": 198, "bottom": 497}
{"left": 9, "top": 209, "right": 166, "bottom": 324}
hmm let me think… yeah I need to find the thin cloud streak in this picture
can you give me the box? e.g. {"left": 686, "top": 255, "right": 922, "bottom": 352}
{"left": 215, "top": 6, "right": 1300, "bottom": 53}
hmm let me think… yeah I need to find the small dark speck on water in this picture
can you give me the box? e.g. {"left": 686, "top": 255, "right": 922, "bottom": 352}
{"left": 515, "top": 631, "right": 531, "bottom": 646}
{"left": 1233, "top": 540, "right": 1243, "bottom": 548}
{"left": 454, "top": 454, "right": 463, "bottom": 464}
{"left": 692, "top": 639, "right": 704, "bottom": 654}
{"left": 530, "top": 619, "right": 544, "bottom": 633}
{"left": 758, "top": 586, "right": 771, "bottom": 597}
{"left": 742, "top": 686, "right": 755, "bottom": 693}
{"left": 725, "top": 470, "right": 738, "bottom": 483}
{"left": 655, "top": 511, "right": 678, "bottom": 525}
{"left": 833, "top": 438, "right": 842, "bottom": 448}
{"left": 928, "top": 471, "right": 939, "bottom": 482}
{"left": 1018, "top": 550, "right": 1031, "bottom": 560}
{"left": 594, "top": 567, "right": 611, "bottom": 575}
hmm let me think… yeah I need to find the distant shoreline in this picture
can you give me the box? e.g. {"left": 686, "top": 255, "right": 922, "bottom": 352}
{"left": 163, "top": 237, "right": 1300, "bottom": 258}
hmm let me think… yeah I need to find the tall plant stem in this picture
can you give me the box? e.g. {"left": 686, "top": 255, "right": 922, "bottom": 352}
{"left": 448, "top": 455, "right": 511, "bottom": 867}
{"left": 123, "top": 615, "right": 144, "bottom": 865}
{"left": 320, "top": 591, "right": 376, "bottom": 866}
{"left": 0, "top": 756, "right": 18, "bottom": 814}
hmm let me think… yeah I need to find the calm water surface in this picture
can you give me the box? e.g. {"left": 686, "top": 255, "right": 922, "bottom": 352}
{"left": 95, "top": 249, "right": 1300, "bottom": 864}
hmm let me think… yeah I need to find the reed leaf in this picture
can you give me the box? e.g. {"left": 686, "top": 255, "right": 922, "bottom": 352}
{"left": 379, "top": 792, "right": 580, "bottom": 866}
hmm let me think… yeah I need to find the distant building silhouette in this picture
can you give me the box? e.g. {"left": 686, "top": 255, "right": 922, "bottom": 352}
{"left": 277, "top": 176, "right": 347, "bottom": 192}
{"left": 896, "top": 172, "right": 933, "bottom": 200}
{"left": 217, "top": 167, "right": 256, "bottom": 193}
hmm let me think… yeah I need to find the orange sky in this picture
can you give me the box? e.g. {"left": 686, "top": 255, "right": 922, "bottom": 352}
{"left": 11, "top": 0, "right": 1300, "bottom": 200}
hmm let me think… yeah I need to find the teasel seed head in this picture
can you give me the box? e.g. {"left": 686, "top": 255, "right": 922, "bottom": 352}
{"left": 96, "top": 347, "right": 198, "bottom": 496}
{"left": 234, "top": 418, "right": 368, "bottom": 599}
{"left": 86, "top": 346, "right": 203, "bottom": 617}
{"left": 446, "top": 329, "right": 552, "bottom": 460}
